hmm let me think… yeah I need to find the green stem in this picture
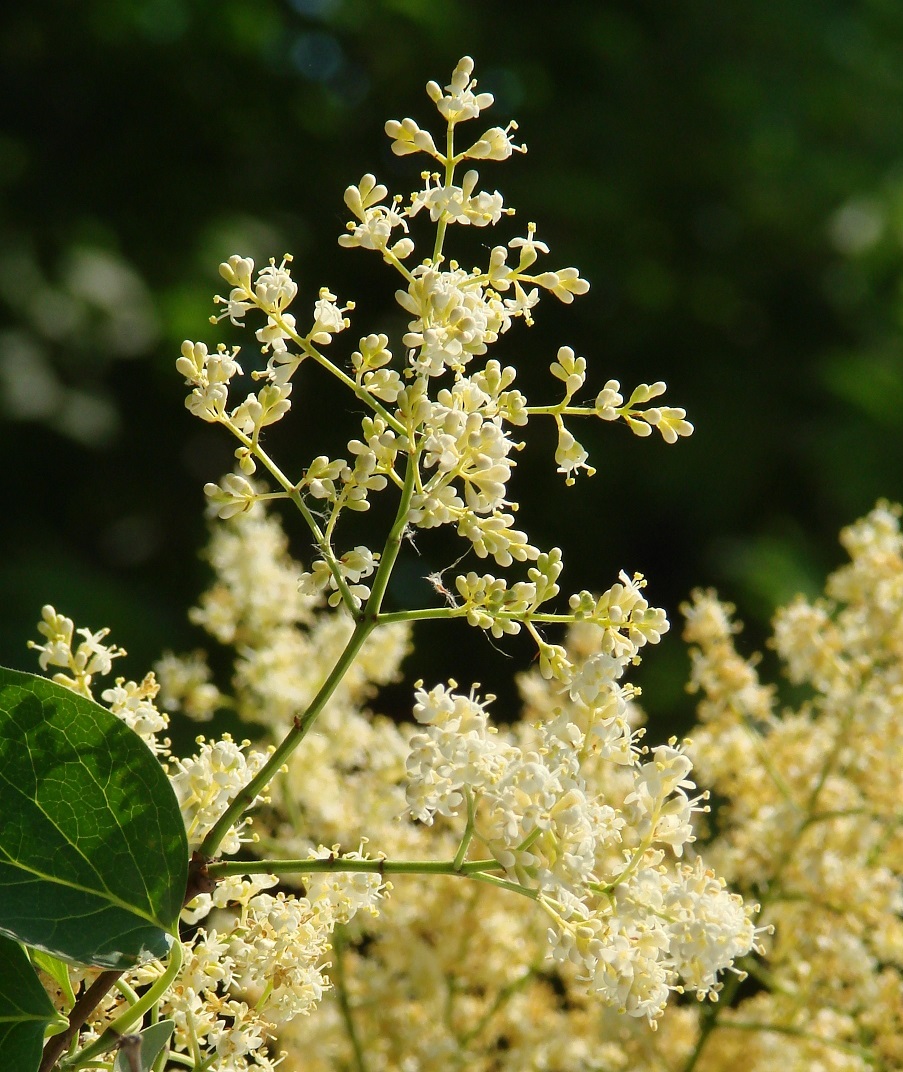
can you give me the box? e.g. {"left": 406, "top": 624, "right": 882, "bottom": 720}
{"left": 377, "top": 607, "right": 599, "bottom": 628}
{"left": 113, "top": 979, "right": 140, "bottom": 1005}
{"left": 362, "top": 452, "right": 417, "bottom": 617}
{"left": 60, "top": 941, "right": 183, "bottom": 1069}
{"left": 285, "top": 484, "right": 357, "bottom": 612}
{"left": 459, "top": 965, "right": 538, "bottom": 1048}
{"left": 218, "top": 417, "right": 357, "bottom": 611}
{"left": 199, "top": 428, "right": 418, "bottom": 863}
{"left": 332, "top": 926, "right": 368, "bottom": 1072}
{"left": 468, "top": 871, "right": 541, "bottom": 900}
{"left": 431, "top": 123, "right": 457, "bottom": 264}
{"left": 376, "top": 606, "right": 469, "bottom": 625}
{"left": 210, "top": 852, "right": 540, "bottom": 902}
{"left": 198, "top": 616, "right": 375, "bottom": 858}
{"left": 207, "top": 856, "right": 502, "bottom": 880}
{"left": 40, "top": 972, "right": 122, "bottom": 1072}
{"left": 280, "top": 325, "right": 406, "bottom": 436}
{"left": 452, "top": 788, "right": 476, "bottom": 871}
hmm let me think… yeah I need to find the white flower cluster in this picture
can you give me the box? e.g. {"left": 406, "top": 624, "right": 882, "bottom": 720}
{"left": 27, "top": 593, "right": 405, "bottom": 1071}
{"left": 24, "top": 56, "right": 779, "bottom": 1072}
{"left": 160, "top": 54, "right": 734, "bottom": 1045}
{"left": 28, "top": 603, "right": 126, "bottom": 698}
{"left": 177, "top": 55, "right": 692, "bottom": 630}
{"left": 674, "top": 501, "right": 903, "bottom": 1070}
{"left": 404, "top": 674, "right": 755, "bottom": 1021}
{"left": 543, "top": 855, "right": 753, "bottom": 1020}
{"left": 26, "top": 604, "right": 175, "bottom": 755}
{"left": 100, "top": 673, "right": 170, "bottom": 755}
{"left": 168, "top": 734, "right": 271, "bottom": 856}
{"left": 149, "top": 857, "right": 388, "bottom": 1071}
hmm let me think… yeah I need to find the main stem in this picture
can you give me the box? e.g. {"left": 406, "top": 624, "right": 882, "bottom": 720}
{"left": 197, "top": 616, "right": 375, "bottom": 858}
{"left": 198, "top": 455, "right": 417, "bottom": 860}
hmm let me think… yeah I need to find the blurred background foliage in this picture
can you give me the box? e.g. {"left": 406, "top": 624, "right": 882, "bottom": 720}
{"left": 4, "top": 0, "right": 903, "bottom": 736}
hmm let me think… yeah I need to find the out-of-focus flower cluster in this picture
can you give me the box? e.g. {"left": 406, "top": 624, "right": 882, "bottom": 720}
{"left": 667, "top": 500, "right": 903, "bottom": 1072}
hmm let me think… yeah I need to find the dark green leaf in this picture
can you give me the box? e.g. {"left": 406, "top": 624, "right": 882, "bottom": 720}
{"left": 0, "top": 934, "right": 61, "bottom": 1072}
{"left": 113, "top": 1019, "right": 175, "bottom": 1072}
{"left": 0, "top": 668, "right": 188, "bottom": 969}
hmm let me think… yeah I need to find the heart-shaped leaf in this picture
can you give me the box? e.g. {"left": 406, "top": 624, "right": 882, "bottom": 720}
{"left": 0, "top": 934, "right": 61, "bottom": 1072}
{"left": 0, "top": 668, "right": 188, "bottom": 969}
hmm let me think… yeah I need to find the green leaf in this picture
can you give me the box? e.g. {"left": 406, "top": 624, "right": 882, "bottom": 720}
{"left": 0, "top": 668, "right": 188, "bottom": 969}
{"left": 29, "top": 950, "right": 75, "bottom": 1012}
{"left": 112, "top": 1019, "right": 175, "bottom": 1072}
{"left": 0, "top": 934, "right": 61, "bottom": 1072}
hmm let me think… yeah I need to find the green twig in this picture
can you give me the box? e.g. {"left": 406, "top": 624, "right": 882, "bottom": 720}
{"left": 453, "top": 788, "right": 477, "bottom": 871}
{"left": 59, "top": 941, "right": 184, "bottom": 1069}
{"left": 208, "top": 855, "right": 502, "bottom": 880}
{"left": 332, "top": 926, "right": 368, "bottom": 1072}
{"left": 198, "top": 617, "right": 375, "bottom": 858}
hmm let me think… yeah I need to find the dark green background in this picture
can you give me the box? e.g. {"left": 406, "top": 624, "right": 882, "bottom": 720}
{"left": 4, "top": 0, "right": 903, "bottom": 734}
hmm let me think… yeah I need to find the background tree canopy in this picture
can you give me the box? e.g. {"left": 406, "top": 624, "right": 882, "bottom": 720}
{"left": 4, "top": 0, "right": 903, "bottom": 734}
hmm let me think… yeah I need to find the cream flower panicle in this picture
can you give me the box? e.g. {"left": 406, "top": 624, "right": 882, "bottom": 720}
{"left": 24, "top": 56, "right": 742, "bottom": 1072}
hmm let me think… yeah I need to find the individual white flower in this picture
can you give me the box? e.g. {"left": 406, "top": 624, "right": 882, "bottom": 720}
{"left": 643, "top": 405, "right": 694, "bottom": 444}
{"left": 426, "top": 55, "right": 494, "bottom": 123}
{"left": 456, "top": 511, "right": 539, "bottom": 567}
{"left": 463, "top": 122, "right": 525, "bottom": 161}
{"left": 508, "top": 225, "right": 550, "bottom": 270}
{"left": 229, "top": 381, "right": 293, "bottom": 434}
{"left": 218, "top": 254, "right": 255, "bottom": 292}
{"left": 204, "top": 473, "right": 259, "bottom": 520}
{"left": 208, "top": 1000, "right": 267, "bottom": 1061}
{"left": 409, "top": 170, "right": 506, "bottom": 227}
{"left": 566, "top": 651, "right": 630, "bottom": 708}
{"left": 339, "top": 174, "right": 409, "bottom": 253}
{"left": 550, "top": 345, "right": 587, "bottom": 396}
{"left": 253, "top": 256, "right": 297, "bottom": 313}
{"left": 384, "top": 116, "right": 440, "bottom": 158}
{"left": 351, "top": 332, "right": 393, "bottom": 372}
{"left": 186, "top": 381, "right": 230, "bottom": 422}
{"left": 255, "top": 311, "right": 296, "bottom": 354}
{"left": 555, "top": 426, "right": 595, "bottom": 485}
{"left": 309, "top": 287, "right": 351, "bottom": 345}
{"left": 594, "top": 379, "right": 625, "bottom": 420}
{"left": 534, "top": 267, "right": 591, "bottom": 303}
